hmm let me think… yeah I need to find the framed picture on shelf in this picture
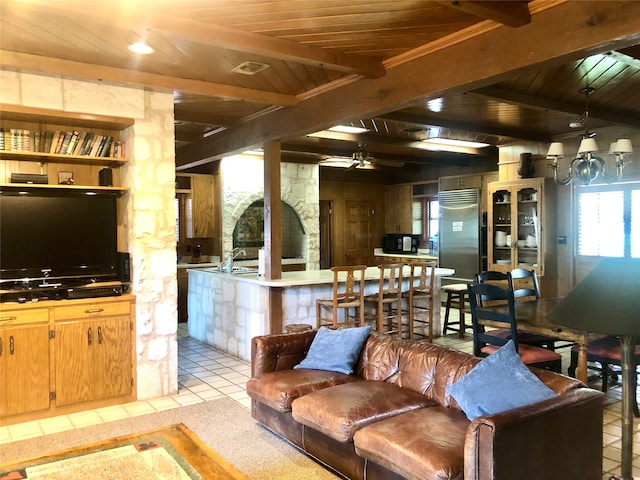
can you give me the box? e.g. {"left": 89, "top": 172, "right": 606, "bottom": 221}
{"left": 58, "top": 171, "right": 74, "bottom": 185}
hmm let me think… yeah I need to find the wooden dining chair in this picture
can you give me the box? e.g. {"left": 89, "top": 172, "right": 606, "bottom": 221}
{"left": 475, "top": 270, "right": 559, "bottom": 351}
{"left": 467, "top": 282, "right": 562, "bottom": 372}
{"left": 568, "top": 336, "right": 640, "bottom": 417}
{"left": 402, "top": 260, "right": 436, "bottom": 341}
{"left": 363, "top": 263, "right": 404, "bottom": 335}
{"left": 316, "top": 265, "right": 367, "bottom": 329}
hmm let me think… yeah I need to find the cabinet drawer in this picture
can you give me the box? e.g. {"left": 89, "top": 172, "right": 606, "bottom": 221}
{"left": 0, "top": 308, "right": 48, "bottom": 325}
{"left": 54, "top": 301, "right": 130, "bottom": 321}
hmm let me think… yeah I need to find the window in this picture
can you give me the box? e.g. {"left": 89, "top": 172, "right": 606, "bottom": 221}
{"left": 412, "top": 196, "right": 439, "bottom": 245}
{"left": 576, "top": 182, "right": 640, "bottom": 259}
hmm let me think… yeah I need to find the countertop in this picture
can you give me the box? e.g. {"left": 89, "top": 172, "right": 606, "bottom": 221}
{"left": 188, "top": 265, "right": 455, "bottom": 288}
{"left": 373, "top": 248, "right": 438, "bottom": 261}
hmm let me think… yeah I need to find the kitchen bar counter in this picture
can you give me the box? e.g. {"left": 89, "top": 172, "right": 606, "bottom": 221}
{"left": 187, "top": 266, "right": 454, "bottom": 361}
{"left": 373, "top": 247, "right": 438, "bottom": 262}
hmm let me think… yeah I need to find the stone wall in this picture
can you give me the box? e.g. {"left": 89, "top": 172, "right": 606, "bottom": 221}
{"left": 0, "top": 71, "right": 178, "bottom": 400}
{"left": 220, "top": 154, "right": 320, "bottom": 270}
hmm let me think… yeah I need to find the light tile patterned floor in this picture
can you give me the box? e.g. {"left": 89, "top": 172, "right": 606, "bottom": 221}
{"left": 1, "top": 315, "right": 638, "bottom": 478}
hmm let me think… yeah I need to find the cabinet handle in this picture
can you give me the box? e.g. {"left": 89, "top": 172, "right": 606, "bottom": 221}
{"left": 9, "top": 335, "right": 14, "bottom": 355}
{"left": 98, "top": 326, "right": 103, "bottom": 345}
{"left": 85, "top": 308, "right": 104, "bottom": 314}
{"left": 0, "top": 337, "right": 2, "bottom": 356}
{"left": 0, "top": 316, "right": 17, "bottom": 322}
{"left": 87, "top": 327, "right": 92, "bottom": 346}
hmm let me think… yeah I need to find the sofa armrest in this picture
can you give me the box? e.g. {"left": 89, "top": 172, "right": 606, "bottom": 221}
{"left": 251, "top": 331, "right": 317, "bottom": 377}
{"left": 464, "top": 388, "right": 604, "bottom": 480}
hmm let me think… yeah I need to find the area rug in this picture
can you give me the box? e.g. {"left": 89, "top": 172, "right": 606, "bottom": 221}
{"left": 0, "top": 398, "right": 339, "bottom": 480}
{"left": 0, "top": 423, "right": 247, "bottom": 480}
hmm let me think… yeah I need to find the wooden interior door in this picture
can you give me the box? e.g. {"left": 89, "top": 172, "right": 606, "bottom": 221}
{"left": 1, "top": 324, "right": 50, "bottom": 416}
{"left": 344, "top": 200, "right": 374, "bottom": 266}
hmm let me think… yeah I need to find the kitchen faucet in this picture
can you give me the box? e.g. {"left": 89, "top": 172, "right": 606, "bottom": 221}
{"left": 225, "top": 247, "right": 246, "bottom": 273}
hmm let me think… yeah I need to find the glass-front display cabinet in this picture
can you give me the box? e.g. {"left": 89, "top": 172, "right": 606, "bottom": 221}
{"left": 487, "top": 178, "right": 557, "bottom": 282}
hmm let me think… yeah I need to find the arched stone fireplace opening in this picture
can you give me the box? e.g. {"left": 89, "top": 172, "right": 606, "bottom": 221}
{"left": 232, "top": 199, "right": 306, "bottom": 260}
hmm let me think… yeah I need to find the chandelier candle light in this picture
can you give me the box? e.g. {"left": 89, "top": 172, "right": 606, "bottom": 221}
{"left": 547, "top": 87, "right": 634, "bottom": 185}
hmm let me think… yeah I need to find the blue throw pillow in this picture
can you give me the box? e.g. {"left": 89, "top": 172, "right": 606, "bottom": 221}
{"left": 446, "top": 340, "right": 558, "bottom": 420}
{"left": 294, "top": 326, "right": 372, "bottom": 375}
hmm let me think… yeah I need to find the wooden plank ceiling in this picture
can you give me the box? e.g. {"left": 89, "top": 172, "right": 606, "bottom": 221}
{"left": 1, "top": 0, "right": 639, "bottom": 175}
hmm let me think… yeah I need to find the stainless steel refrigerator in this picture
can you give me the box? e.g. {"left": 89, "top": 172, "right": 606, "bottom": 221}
{"left": 438, "top": 189, "right": 482, "bottom": 284}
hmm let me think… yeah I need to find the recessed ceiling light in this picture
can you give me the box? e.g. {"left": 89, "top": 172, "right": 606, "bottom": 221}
{"left": 423, "top": 138, "right": 490, "bottom": 149}
{"left": 128, "top": 41, "right": 154, "bottom": 55}
{"left": 329, "top": 125, "right": 369, "bottom": 134}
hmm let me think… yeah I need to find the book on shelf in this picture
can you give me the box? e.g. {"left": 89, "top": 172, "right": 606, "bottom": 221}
{"left": 64, "top": 130, "right": 80, "bottom": 155}
{"left": 72, "top": 131, "right": 87, "bottom": 155}
{"left": 0, "top": 126, "right": 125, "bottom": 158}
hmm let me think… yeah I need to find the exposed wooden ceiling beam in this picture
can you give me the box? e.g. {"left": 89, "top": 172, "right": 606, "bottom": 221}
{"left": 0, "top": 50, "right": 298, "bottom": 107}
{"left": 472, "top": 85, "right": 640, "bottom": 128}
{"left": 9, "top": 0, "right": 385, "bottom": 78}
{"left": 440, "top": 1, "right": 531, "bottom": 27}
{"left": 377, "top": 111, "right": 552, "bottom": 143}
{"left": 174, "top": 110, "right": 236, "bottom": 127}
{"left": 175, "top": 1, "right": 640, "bottom": 167}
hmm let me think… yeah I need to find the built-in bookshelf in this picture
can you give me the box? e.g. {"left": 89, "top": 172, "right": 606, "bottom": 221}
{"left": 0, "top": 127, "right": 125, "bottom": 158}
{"left": 0, "top": 104, "right": 133, "bottom": 189}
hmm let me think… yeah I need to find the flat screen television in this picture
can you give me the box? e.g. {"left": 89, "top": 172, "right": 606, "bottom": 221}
{"left": 0, "top": 188, "right": 118, "bottom": 286}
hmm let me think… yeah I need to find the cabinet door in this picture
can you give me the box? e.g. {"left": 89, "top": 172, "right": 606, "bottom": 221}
{"left": 488, "top": 185, "right": 516, "bottom": 272}
{"left": 55, "top": 319, "right": 98, "bottom": 406}
{"left": 385, "top": 185, "right": 412, "bottom": 233}
{"left": 95, "top": 316, "right": 132, "bottom": 400}
{"left": 55, "top": 317, "right": 131, "bottom": 406}
{"left": 191, "top": 174, "right": 214, "bottom": 237}
{"left": 0, "top": 323, "right": 50, "bottom": 417}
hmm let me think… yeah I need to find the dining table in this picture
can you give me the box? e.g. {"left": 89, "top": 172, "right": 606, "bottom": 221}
{"left": 482, "top": 297, "right": 607, "bottom": 383}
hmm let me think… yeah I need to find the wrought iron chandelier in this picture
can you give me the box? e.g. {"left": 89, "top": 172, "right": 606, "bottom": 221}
{"left": 547, "top": 87, "right": 634, "bottom": 186}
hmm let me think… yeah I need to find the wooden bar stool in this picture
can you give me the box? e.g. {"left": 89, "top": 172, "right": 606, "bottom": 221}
{"left": 364, "top": 263, "right": 404, "bottom": 335}
{"left": 402, "top": 261, "right": 437, "bottom": 341}
{"left": 284, "top": 323, "right": 313, "bottom": 334}
{"left": 441, "top": 283, "right": 471, "bottom": 338}
{"left": 316, "top": 265, "right": 367, "bottom": 329}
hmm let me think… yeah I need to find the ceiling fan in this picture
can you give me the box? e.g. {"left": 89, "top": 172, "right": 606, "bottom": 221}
{"left": 319, "top": 143, "right": 404, "bottom": 170}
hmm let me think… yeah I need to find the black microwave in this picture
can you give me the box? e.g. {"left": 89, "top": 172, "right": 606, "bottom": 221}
{"left": 383, "top": 234, "right": 420, "bottom": 254}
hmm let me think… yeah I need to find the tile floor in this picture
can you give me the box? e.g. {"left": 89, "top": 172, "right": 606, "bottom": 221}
{"left": 1, "top": 314, "right": 639, "bottom": 478}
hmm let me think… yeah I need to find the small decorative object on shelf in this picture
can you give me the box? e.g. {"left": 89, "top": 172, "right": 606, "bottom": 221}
{"left": 58, "top": 171, "right": 74, "bottom": 185}
{"left": 518, "top": 152, "right": 534, "bottom": 178}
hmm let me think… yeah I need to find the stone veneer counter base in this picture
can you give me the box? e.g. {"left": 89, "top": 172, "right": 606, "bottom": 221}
{"left": 187, "top": 266, "right": 454, "bottom": 361}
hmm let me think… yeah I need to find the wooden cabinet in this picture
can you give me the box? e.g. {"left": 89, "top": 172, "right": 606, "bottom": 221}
{"left": 487, "top": 178, "right": 557, "bottom": 295}
{"left": 176, "top": 173, "right": 214, "bottom": 238}
{"left": 438, "top": 173, "right": 482, "bottom": 191}
{"left": 0, "top": 295, "right": 135, "bottom": 425}
{"left": 0, "top": 309, "right": 51, "bottom": 417}
{"left": 54, "top": 299, "right": 134, "bottom": 407}
{"left": 385, "top": 184, "right": 412, "bottom": 233}
{"left": 0, "top": 104, "right": 132, "bottom": 192}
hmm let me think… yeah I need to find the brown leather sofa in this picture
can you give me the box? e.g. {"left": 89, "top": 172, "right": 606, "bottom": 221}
{"left": 247, "top": 330, "right": 604, "bottom": 480}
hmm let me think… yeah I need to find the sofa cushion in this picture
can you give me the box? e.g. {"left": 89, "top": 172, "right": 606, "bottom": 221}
{"left": 292, "top": 380, "right": 434, "bottom": 443}
{"left": 354, "top": 406, "right": 469, "bottom": 480}
{"left": 294, "top": 325, "right": 372, "bottom": 375}
{"left": 355, "top": 332, "right": 481, "bottom": 409}
{"left": 446, "top": 340, "right": 558, "bottom": 420}
{"left": 246, "top": 369, "right": 362, "bottom": 412}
